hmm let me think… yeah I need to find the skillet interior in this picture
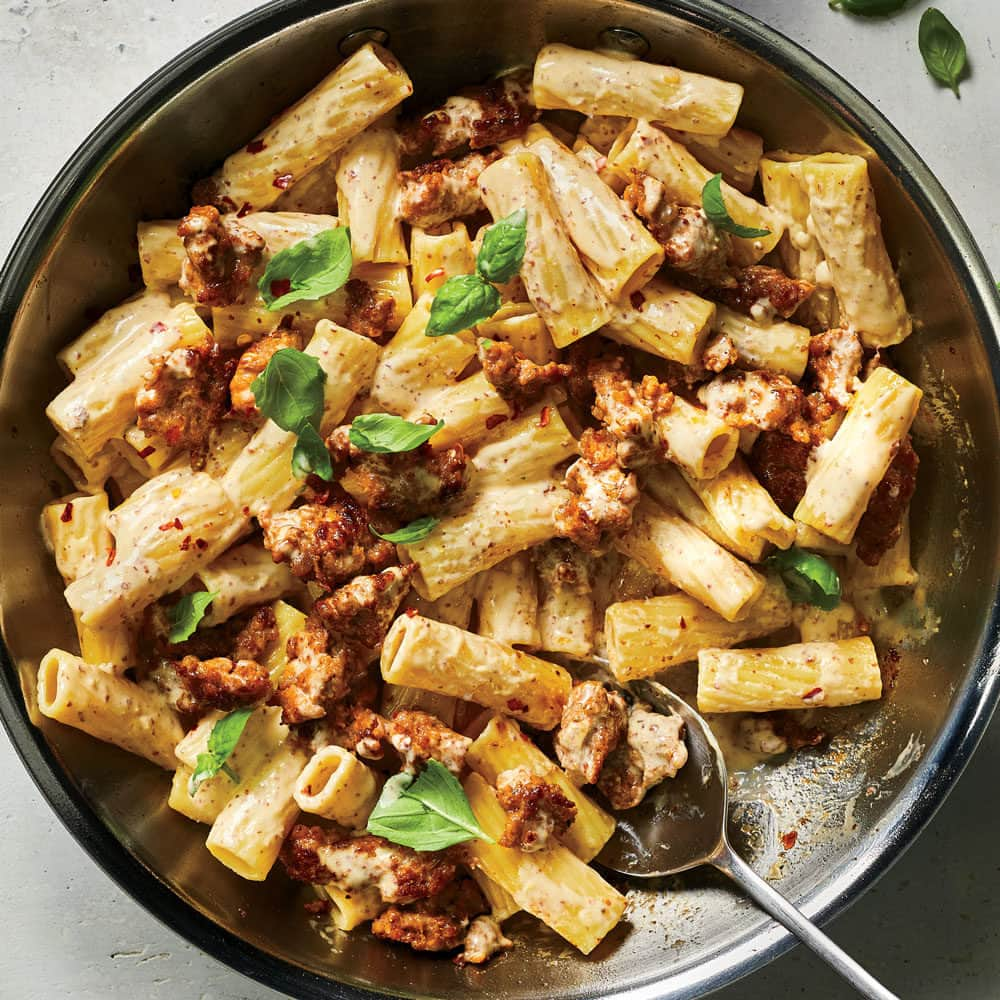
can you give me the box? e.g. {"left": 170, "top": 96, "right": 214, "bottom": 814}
{"left": 1, "top": 1, "right": 999, "bottom": 997}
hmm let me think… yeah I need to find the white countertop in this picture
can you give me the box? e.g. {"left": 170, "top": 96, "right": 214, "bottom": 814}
{"left": 1, "top": 2, "right": 998, "bottom": 998}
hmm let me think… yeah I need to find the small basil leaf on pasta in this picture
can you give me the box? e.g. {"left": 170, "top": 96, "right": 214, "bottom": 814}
{"left": 701, "top": 173, "right": 771, "bottom": 239}
{"left": 426, "top": 274, "right": 502, "bottom": 336}
{"left": 365, "top": 760, "right": 491, "bottom": 851}
{"left": 189, "top": 707, "right": 254, "bottom": 795}
{"left": 251, "top": 348, "right": 326, "bottom": 432}
{"left": 292, "top": 423, "right": 333, "bottom": 480}
{"left": 168, "top": 590, "right": 219, "bottom": 643}
{"left": 919, "top": 8, "right": 967, "bottom": 97}
{"left": 349, "top": 414, "right": 444, "bottom": 453}
{"left": 258, "top": 227, "right": 353, "bottom": 311}
{"left": 767, "top": 547, "right": 842, "bottom": 611}
{"left": 370, "top": 516, "right": 439, "bottom": 544}
{"left": 476, "top": 208, "right": 527, "bottom": 285}
{"left": 828, "top": 0, "right": 907, "bottom": 16}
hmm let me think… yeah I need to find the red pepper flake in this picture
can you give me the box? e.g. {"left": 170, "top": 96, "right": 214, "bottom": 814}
{"left": 158, "top": 517, "right": 183, "bottom": 531}
{"left": 404, "top": 607, "right": 419, "bottom": 618}
{"left": 237, "top": 201, "right": 253, "bottom": 218}
{"left": 242, "top": 506, "right": 251, "bottom": 517}
{"left": 273, "top": 173, "right": 294, "bottom": 190}
{"left": 780, "top": 830, "right": 798, "bottom": 851}
{"left": 630, "top": 290, "right": 646, "bottom": 310}
{"left": 137, "top": 445, "right": 156, "bottom": 459}
{"left": 219, "top": 196, "right": 238, "bottom": 212}
{"left": 485, "top": 413, "right": 508, "bottom": 430}
{"left": 801, "top": 686, "right": 823, "bottom": 701}
{"left": 270, "top": 277, "right": 292, "bottom": 299}
{"left": 507, "top": 698, "right": 528, "bottom": 713}
{"left": 678, "top": 616, "right": 687, "bottom": 630}
{"left": 105, "top": 543, "right": 116, "bottom": 566}
{"left": 195, "top": 538, "right": 208, "bottom": 550}
{"left": 424, "top": 267, "right": 446, "bottom": 283}
{"left": 179, "top": 535, "right": 192, "bottom": 552}
{"left": 59, "top": 502, "right": 74, "bottom": 523}
{"left": 149, "top": 321, "right": 167, "bottom": 334}
{"left": 245, "top": 139, "right": 267, "bottom": 154}
{"left": 538, "top": 405, "right": 551, "bottom": 428}
{"left": 303, "top": 898, "right": 332, "bottom": 917}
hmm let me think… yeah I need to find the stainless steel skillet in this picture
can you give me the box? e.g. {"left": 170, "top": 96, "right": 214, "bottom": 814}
{"left": 0, "top": 1, "right": 999, "bottom": 998}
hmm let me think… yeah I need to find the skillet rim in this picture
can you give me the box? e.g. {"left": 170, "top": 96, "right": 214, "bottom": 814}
{"left": 1, "top": 1, "right": 999, "bottom": 997}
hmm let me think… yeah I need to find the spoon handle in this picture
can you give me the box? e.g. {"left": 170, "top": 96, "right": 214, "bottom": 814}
{"left": 714, "top": 847, "right": 898, "bottom": 1000}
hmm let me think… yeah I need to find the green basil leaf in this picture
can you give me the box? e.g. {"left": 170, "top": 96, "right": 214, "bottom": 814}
{"left": 477, "top": 208, "right": 527, "bottom": 285}
{"left": 366, "top": 760, "right": 492, "bottom": 851}
{"left": 189, "top": 707, "right": 254, "bottom": 795}
{"left": 167, "top": 590, "right": 219, "bottom": 644}
{"left": 919, "top": 8, "right": 967, "bottom": 97}
{"left": 251, "top": 348, "right": 326, "bottom": 433}
{"left": 292, "top": 422, "right": 333, "bottom": 480}
{"left": 426, "top": 274, "right": 502, "bottom": 337}
{"left": 701, "top": 173, "right": 772, "bottom": 239}
{"left": 767, "top": 547, "right": 842, "bottom": 612}
{"left": 370, "top": 516, "right": 439, "bottom": 545}
{"left": 258, "top": 227, "right": 353, "bottom": 311}
{"left": 349, "top": 414, "right": 445, "bottom": 454}
{"left": 828, "top": 0, "right": 907, "bottom": 17}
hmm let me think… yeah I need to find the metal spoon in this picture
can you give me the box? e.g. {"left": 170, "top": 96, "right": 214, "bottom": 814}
{"left": 598, "top": 679, "right": 898, "bottom": 1000}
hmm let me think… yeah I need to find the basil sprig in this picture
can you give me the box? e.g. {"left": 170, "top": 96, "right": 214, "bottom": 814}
{"left": 168, "top": 590, "right": 219, "bottom": 643}
{"left": 252, "top": 347, "right": 333, "bottom": 480}
{"left": 366, "top": 760, "right": 492, "bottom": 851}
{"left": 425, "top": 208, "right": 527, "bottom": 337}
{"left": 349, "top": 414, "right": 444, "bottom": 454}
{"left": 767, "top": 547, "right": 842, "bottom": 612}
{"left": 828, "top": 0, "right": 907, "bottom": 16}
{"left": 189, "top": 708, "right": 254, "bottom": 795}
{"left": 477, "top": 208, "right": 527, "bottom": 285}
{"left": 701, "top": 173, "right": 771, "bottom": 239}
{"left": 919, "top": 8, "right": 966, "bottom": 98}
{"left": 370, "top": 516, "right": 439, "bottom": 545}
{"left": 259, "top": 227, "right": 352, "bottom": 311}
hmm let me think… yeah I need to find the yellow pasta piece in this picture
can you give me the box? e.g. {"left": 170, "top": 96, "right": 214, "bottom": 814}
{"left": 409, "top": 222, "right": 476, "bottom": 294}
{"left": 666, "top": 125, "right": 764, "bottom": 194}
{"left": 293, "top": 746, "right": 380, "bottom": 828}
{"left": 464, "top": 773, "right": 627, "bottom": 954}
{"left": 711, "top": 304, "right": 810, "bottom": 381}
{"left": 474, "top": 553, "right": 541, "bottom": 649}
{"left": 467, "top": 715, "right": 615, "bottom": 861}
{"left": 605, "top": 577, "right": 793, "bottom": 681}
{"left": 202, "top": 43, "right": 412, "bottom": 212}
{"left": 697, "top": 637, "right": 882, "bottom": 713}
{"left": 381, "top": 615, "right": 571, "bottom": 730}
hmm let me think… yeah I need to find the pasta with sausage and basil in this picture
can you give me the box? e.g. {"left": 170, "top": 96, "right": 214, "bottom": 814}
{"left": 33, "top": 39, "right": 921, "bottom": 965}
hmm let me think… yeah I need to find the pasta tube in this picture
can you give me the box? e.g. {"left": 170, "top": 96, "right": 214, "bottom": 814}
{"left": 467, "top": 715, "right": 615, "bottom": 861}
{"left": 534, "top": 541, "right": 595, "bottom": 658}
{"left": 417, "top": 371, "right": 511, "bottom": 448}
{"left": 603, "top": 278, "right": 715, "bottom": 366}
{"left": 615, "top": 497, "right": 764, "bottom": 622}
{"left": 474, "top": 553, "right": 541, "bottom": 649}
{"left": 335, "top": 121, "right": 407, "bottom": 263}
{"left": 605, "top": 577, "right": 793, "bottom": 681}
{"left": 478, "top": 151, "right": 612, "bottom": 348}
{"left": 464, "top": 773, "right": 627, "bottom": 954}
{"left": 657, "top": 396, "right": 739, "bottom": 481}
{"left": 532, "top": 43, "right": 742, "bottom": 136}
{"left": 37, "top": 650, "right": 183, "bottom": 769}
{"left": 401, "top": 405, "right": 576, "bottom": 599}
{"left": 608, "top": 120, "right": 783, "bottom": 264}
{"left": 409, "top": 222, "right": 476, "bottom": 294}
{"left": 666, "top": 125, "right": 764, "bottom": 194}
{"left": 476, "top": 302, "right": 559, "bottom": 364}
{"left": 206, "top": 740, "right": 309, "bottom": 880}
{"left": 800, "top": 153, "right": 911, "bottom": 347}
{"left": 47, "top": 301, "right": 208, "bottom": 460}
{"left": 848, "top": 510, "right": 918, "bottom": 589}
{"left": 683, "top": 453, "right": 797, "bottom": 553}
{"left": 697, "top": 636, "right": 882, "bottom": 713}
{"left": 794, "top": 367, "right": 921, "bottom": 544}
{"left": 380, "top": 615, "right": 571, "bottom": 730}
{"left": 293, "top": 746, "right": 380, "bottom": 828}
{"left": 711, "top": 304, "right": 810, "bottom": 382}
{"left": 202, "top": 43, "right": 413, "bottom": 212}
{"left": 529, "top": 134, "right": 663, "bottom": 299}
{"left": 196, "top": 541, "right": 301, "bottom": 627}
{"left": 41, "top": 492, "right": 111, "bottom": 584}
